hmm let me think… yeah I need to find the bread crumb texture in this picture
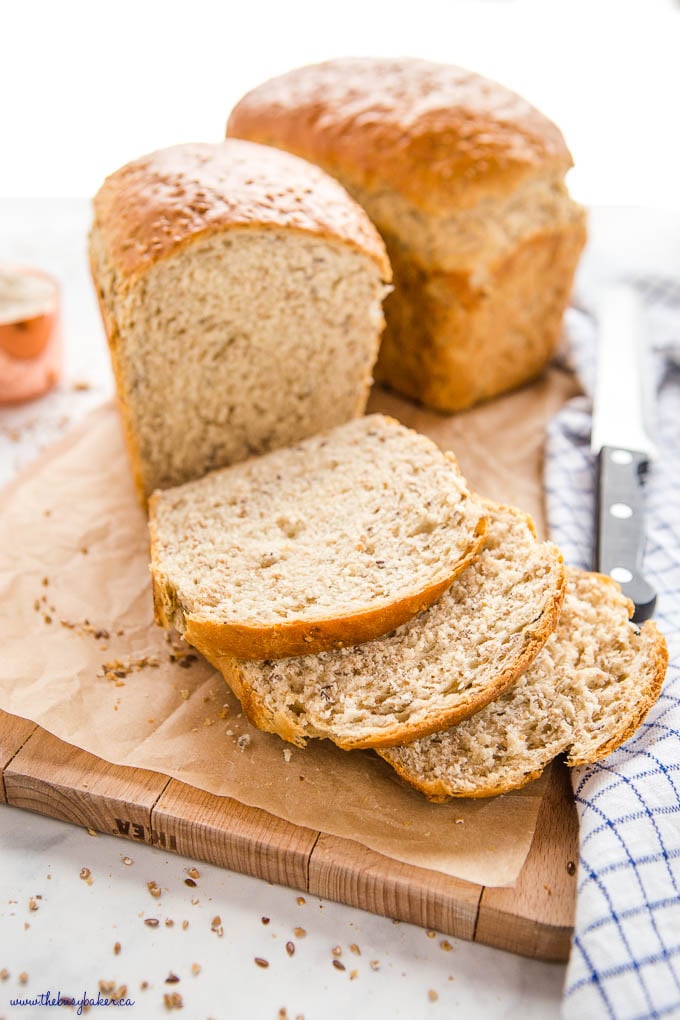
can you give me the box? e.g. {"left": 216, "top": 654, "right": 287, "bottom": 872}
{"left": 150, "top": 414, "right": 487, "bottom": 659}
{"left": 380, "top": 568, "right": 668, "bottom": 798}
{"left": 224, "top": 499, "right": 565, "bottom": 749}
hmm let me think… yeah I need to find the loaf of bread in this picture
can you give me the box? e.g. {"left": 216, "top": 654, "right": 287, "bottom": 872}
{"left": 213, "top": 500, "right": 565, "bottom": 749}
{"left": 149, "top": 414, "right": 488, "bottom": 660}
{"left": 379, "top": 569, "right": 668, "bottom": 799}
{"left": 89, "top": 140, "right": 391, "bottom": 499}
{"left": 227, "top": 58, "right": 587, "bottom": 412}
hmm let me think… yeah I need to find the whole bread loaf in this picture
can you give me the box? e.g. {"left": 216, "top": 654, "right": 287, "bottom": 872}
{"left": 227, "top": 57, "right": 587, "bottom": 411}
{"left": 213, "top": 500, "right": 565, "bottom": 748}
{"left": 379, "top": 569, "right": 668, "bottom": 799}
{"left": 89, "top": 139, "right": 391, "bottom": 499}
{"left": 149, "top": 414, "right": 488, "bottom": 659}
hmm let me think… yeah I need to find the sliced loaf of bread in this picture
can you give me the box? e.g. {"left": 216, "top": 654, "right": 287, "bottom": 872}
{"left": 215, "top": 499, "right": 565, "bottom": 748}
{"left": 379, "top": 568, "right": 668, "bottom": 799}
{"left": 89, "top": 140, "right": 391, "bottom": 500}
{"left": 149, "top": 414, "right": 488, "bottom": 660}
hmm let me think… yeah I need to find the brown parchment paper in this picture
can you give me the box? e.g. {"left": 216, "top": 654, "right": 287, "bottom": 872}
{"left": 0, "top": 370, "right": 579, "bottom": 887}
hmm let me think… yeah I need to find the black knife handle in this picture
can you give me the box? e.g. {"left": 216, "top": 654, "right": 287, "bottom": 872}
{"left": 595, "top": 446, "right": 657, "bottom": 622}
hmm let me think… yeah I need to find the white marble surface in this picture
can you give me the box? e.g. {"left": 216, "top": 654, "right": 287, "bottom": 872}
{"left": 0, "top": 200, "right": 566, "bottom": 1019}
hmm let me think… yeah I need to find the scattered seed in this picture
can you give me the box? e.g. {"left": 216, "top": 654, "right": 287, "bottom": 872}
{"left": 350, "top": 970, "right": 358, "bottom": 980}
{"left": 285, "top": 941, "right": 295, "bottom": 957}
{"left": 165, "top": 919, "right": 175, "bottom": 928}
{"left": 349, "top": 943, "right": 361, "bottom": 956}
{"left": 28, "top": 898, "right": 38, "bottom": 911}
{"left": 165, "top": 973, "right": 180, "bottom": 984}
{"left": 19, "top": 972, "right": 28, "bottom": 984}
{"left": 144, "top": 918, "right": 160, "bottom": 928}
{"left": 440, "top": 940, "right": 453, "bottom": 952}
{"left": 0, "top": 969, "right": 9, "bottom": 981}
{"left": 187, "top": 867, "right": 200, "bottom": 880}
{"left": 148, "top": 881, "right": 161, "bottom": 898}
{"left": 140, "top": 981, "right": 149, "bottom": 990}
{"left": 191, "top": 964, "right": 201, "bottom": 976}
{"left": 163, "top": 991, "right": 183, "bottom": 1010}
{"left": 254, "top": 958, "right": 269, "bottom": 969}
{"left": 392, "top": 918, "right": 401, "bottom": 926}
{"left": 293, "top": 927, "right": 306, "bottom": 938}
{"left": 332, "top": 960, "right": 345, "bottom": 972}
{"left": 370, "top": 960, "right": 380, "bottom": 971}
{"left": 567, "top": 860, "right": 576, "bottom": 876}
{"left": 184, "top": 878, "right": 197, "bottom": 888}
{"left": 121, "top": 856, "right": 133, "bottom": 866}
{"left": 182, "top": 920, "right": 189, "bottom": 930}
{"left": 261, "top": 916, "right": 270, "bottom": 925}
{"left": 428, "top": 990, "right": 439, "bottom": 1002}
{"left": 113, "top": 942, "right": 121, "bottom": 955}
{"left": 426, "top": 930, "right": 436, "bottom": 939}
{"left": 101, "top": 983, "right": 127, "bottom": 1002}
{"left": 296, "top": 897, "right": 305, "bottom": 906}
{"left": 331, "top": 946, "right": 342, "bottom": 957}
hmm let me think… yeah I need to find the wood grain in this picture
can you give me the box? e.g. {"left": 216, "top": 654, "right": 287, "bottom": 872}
{"left": 474, "top": 761, "right": 578, "bottom": 960}
{"left": 308, "top": 832, "right": 481, "bottom": 941}
{"left": 151, "top": 779, "right": 318, "bottom": 889}
{"left": 3, "top": 716, "right": 170, "bottom": 842}
{"left": 0, "top": 708, "right": 578, "bottom": 960}
{"left": 0, "top": 711, "right": 37, "bottom": 803}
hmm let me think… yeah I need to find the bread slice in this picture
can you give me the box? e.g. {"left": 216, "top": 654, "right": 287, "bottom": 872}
{"left": 379, "top": 568, "right": 668, "bottom": 799}
{"left": 215, "top": 500, "right": 565, "bottom": 749}
{"left": 149, "top": 414, "right": 488, "bottom": 660}
{"left": 89, "top": 140, "right": 391, "bottom": 500}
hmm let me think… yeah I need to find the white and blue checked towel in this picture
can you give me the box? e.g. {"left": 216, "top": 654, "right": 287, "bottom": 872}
{"left": 544, "top": 219, "right": 680, "bottom": 1019}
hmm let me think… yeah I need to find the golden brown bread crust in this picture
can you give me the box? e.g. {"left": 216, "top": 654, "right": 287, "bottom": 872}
{"left": 91, "top": 139, "right": 390, "bottom": 283}
{"left": 149, "top": 507, "right": 489, "bottom": 661}
{"left": 227, "top": 57, "right": 574, "bottom": 214}
{"left": 375, "top": 218, "right": 588, "bottom": 411}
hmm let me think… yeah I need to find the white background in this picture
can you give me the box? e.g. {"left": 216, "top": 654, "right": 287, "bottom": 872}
{"left": 1, "top": 0, "right": 679, "bottom": 208}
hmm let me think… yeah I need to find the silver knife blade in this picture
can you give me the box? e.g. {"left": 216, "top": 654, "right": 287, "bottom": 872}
{"left": 590, "top": 284, "right": 657, "bottom": 459}
{"left": 590, "top": 283, "right": 657, "bottom": 621}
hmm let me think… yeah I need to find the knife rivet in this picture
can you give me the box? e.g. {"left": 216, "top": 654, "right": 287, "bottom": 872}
{"left": 611, "top": 567, "right": 633, "bottom": 584}
{"left": 611, "top": 450, "right": 633, "bottom": 465}
{"left": 610, "top": 502, "right": 633, "bottom": 519}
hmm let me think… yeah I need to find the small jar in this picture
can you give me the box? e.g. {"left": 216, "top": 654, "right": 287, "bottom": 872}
{"left": 0, "top": 264, "right": 62, "bottom": 404}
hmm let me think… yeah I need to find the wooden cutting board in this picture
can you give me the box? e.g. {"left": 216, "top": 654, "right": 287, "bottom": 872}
{"left": 0, "top": 707, "right": 578, "bottom": 962}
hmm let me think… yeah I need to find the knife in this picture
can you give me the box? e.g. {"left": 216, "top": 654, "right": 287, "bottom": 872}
{"left": 591, "top": 284, "right": 657, "bottom": 623}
